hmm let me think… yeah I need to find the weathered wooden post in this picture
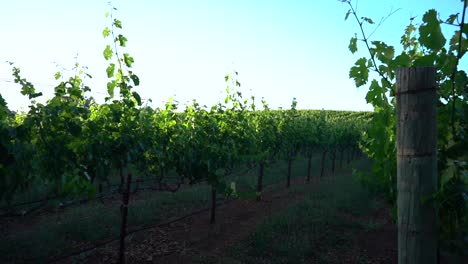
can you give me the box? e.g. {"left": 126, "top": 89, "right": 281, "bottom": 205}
{"left": 257, "top": 161, "right": 264, "bottom": 201}
{"left": 396, "top": 67, "right": 438, "bottom": 264}
{"left": 119, "top": 172, "right": 132, "bottom": 264}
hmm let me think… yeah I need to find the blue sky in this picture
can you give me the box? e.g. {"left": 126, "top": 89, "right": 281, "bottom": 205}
{"left": 0, "top": 0, "right": 465, "bottom": 111}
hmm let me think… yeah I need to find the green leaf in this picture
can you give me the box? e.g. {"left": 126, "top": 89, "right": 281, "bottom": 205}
{"left": 445, "top": 14, "right": 458, "bottom": 24}
{"left": 365, "top": 80, "right": 384, "bottom": 106}
{"left": 54, "top": 72, "right": 61, "bottom": 80}
{"left": 105, "top": 12, "right": 110, "bottom": 18}
{"left": 117, "top": 34, "right": 127, "bottom": 47}
{"left": 349, "top": 37, "right": 357, "bottom": 53}
{"left": 362, "top": 17, "right": 374, "bottom": 24}
{"left": 123, "top": 53, "right": 134, "bottom": 67}
{"left": 436, "top": 52, "right": 457, "bottom": 76}
{"left": 106, "top": 63, "right": 115, "bottom": 78}
{"left": 132, "top": 91, "right": 142, "bottom": 105}
{"left": 392, "top": 53, "right": 411, "bottom": 68}
{"left": 103, "top": 45, "right": 113, "bottom": 60}
{"left": 107, "top": 80, "right": 116, "bottom": 98}
{"left": 102, "top": 27, "right": 111, "bottom": 38}
{"left": 130, "top": 73, "right": 140, "bottom": 86}
{"left": 449, "top": 30, "right": 468, "bottom": 57}
{"left": 349, "top": 58, "right": 369, "bottom": 87}
{"left": 418, "top": 9, "right": 446, "bottom": 51}
{"left": 413, "top": 53, "right": 436, "bottom": 66}
{"left": 344, "top": 9, "right": 351, "bottom": 21}
{"left": 370, "top": 41, "right": 395, "bottom": 63}
{"left": 225, "top": 75, "right": 229, "bottom": 82}
{"left": 114, "top": 19, "right": 122, "bottom": 29}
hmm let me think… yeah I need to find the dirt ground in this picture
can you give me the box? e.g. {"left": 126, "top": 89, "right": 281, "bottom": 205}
{"left": 71, "top": 177, "right": 400, "bottom": 264}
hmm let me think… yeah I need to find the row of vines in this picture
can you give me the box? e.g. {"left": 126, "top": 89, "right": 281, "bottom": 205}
{"left": 0, "top": 6, "right": 371, "bottom": 226}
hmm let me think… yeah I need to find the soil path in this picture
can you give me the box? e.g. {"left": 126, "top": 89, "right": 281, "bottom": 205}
{"left": 77, "top": 177, "right": 326, "bottom": 263}
{"left": 67, "top": 173, "right": 414, "bottom": 264}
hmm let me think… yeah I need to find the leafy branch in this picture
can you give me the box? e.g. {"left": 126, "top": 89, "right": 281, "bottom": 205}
{"left": 102, "top": 3, "right": 141, "bottom": 106}
{"left": 450, "top": 0, "right": 467, "bottom": 130}
{"left": 342, "top": 0, "right": 399, "bottom": 86}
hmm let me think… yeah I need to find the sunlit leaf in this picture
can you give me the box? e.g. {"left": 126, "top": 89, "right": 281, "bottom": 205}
{"left": 114, "top": 19, "right": 122, "bottom": 29}
{"left": 107, "top": 80, "right": 116, "bottom": 98}
{"left": 123, "top": 53, "right": 134, "bottom": 67}
{"left": 117, "top": 34, "right": 127, "bottom": 47}
{"left": 132, "top": 91, "right": 142, "bottom": 105}
{"left": 102, "top": 27, "right": 110, "bottom": 38}
{"left": 106, "top": 63, "right": 115, "bottom": 78}
{"left": 103, "top": 45, "right": 113, "bottom": 60}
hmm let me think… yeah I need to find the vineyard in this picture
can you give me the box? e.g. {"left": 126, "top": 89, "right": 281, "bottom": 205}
{"left": 1, "top": 0, "right": 467, "bottom": 263}
{"left": 0, "top": 64, "right": 372, "bottom": 263}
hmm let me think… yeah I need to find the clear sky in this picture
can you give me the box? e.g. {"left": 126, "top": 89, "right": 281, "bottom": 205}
{"left": 0, "top": 0, "right": 465, "bottom": 111}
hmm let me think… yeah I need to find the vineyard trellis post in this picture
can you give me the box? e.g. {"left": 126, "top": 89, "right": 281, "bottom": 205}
{"left": 257, "top": 161, "right": 265, "bottom": 201}
{"left": 119, "top": 172, "right": 132, "bottom": 264}
{"left": 396, "top": 67, "right": 437, "bottom": 264}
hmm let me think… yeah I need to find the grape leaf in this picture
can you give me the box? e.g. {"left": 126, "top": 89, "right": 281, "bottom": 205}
{"left": 130, "top": 74, "right": 140, "bottom": 86}
{"left": 391, "top": 53, "right": 411, "bottom": 68}
{"left": 349, "top": 37, "right": 358, "bottom": 53}
{"left": 102, "top": 27, "right": 110, "bottom": 38}
{"left": 123, "top": 53, "right": 134, "bottom": 67}
{"left": 370, "top": 41, "right": 395, "bottom": 63}
{"left": 445, "top": 14, "right": 458, "bottom": 24}
{"left": 132, "top": 91, "right": 142, "bottom": 105}
{"left": 103, "top": 45, "right": 113, "bottom": 60}
{"left": 365, "top": 80, "right": 384, "bottom": 107}
{"left": 413, "top": 53, "right": 436, "bottom": 66}
{"left": 345, "top": 9, "right": 351, "bottom": 21}
{"left": 107, "top": 80, "right": 116, "bottom": 98}
{"left": 362, "top": 17, "right": 374, "bottom": 24}
{"left": 114, "top": 19, "right": 122, "bottom": 29}
{"left": 418, "top": 9, "right": 446, "bottom": 51}
{"left": 349, "top": 58, "right": 369, "bottom": 87}
{"left": 117, "top": 34, "right": 127, "bottom": 47}
{"left": 106, "top": 63, "right": 115, "bottom": 78}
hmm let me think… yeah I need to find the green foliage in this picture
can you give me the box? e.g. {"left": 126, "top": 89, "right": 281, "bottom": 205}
{"left": 349, "top": 36, "right": 357, "bottom": 53}
{"left": 419, "top": 9, "right": 446, "bottom": 52}
{"left": 103, "top": 45, "right": 113, "bottom": 60}
{"left": 349, "top": 57, "right": 369, "bottom": 87}
{"left": 343, "top": 0, "right": 468, "bottom": 254}
{"left": 0, "top": 8, "right": 371, "bottom": 259}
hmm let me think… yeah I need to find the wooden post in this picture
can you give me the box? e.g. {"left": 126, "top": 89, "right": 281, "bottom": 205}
{"left": 320, "top": 150, "right": 326, "bottom": 179}
{"left": 257, "top": 161, "right": 264, "bottom": 201}
{"left": 119, "top": 172, "right": 132, "bottom": 264}
{"left": 396, "top": 67, "right": 437, "bottom": 264}
{"left": 210, "top": 186, "right": 217, "bottom": 224}
{"left": 286, "top": 158, "right": 292, "bottom": 188}
{"left": 331, "top": 149, "right": 336, "bottom": 176}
